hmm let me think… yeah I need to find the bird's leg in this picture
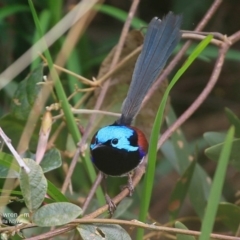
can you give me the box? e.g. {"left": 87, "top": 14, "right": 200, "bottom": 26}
{"left": 120, "top": 172, "right": 134, "bottom": 196}
{"left": 101, "top": 173, "right": 116, "bottom": 216}
{"left": 127, "top": 172, "right": 134, "bottom": 196}
{"left": 105, "top": 194, "right": 116, "bottom": 217}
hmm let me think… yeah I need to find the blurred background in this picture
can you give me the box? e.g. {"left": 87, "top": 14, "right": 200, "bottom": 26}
{"left": 0, "top": 0, "right": 240, "bottom": 237}
{"left": 1, "top": 0, "right": 239, "bottom": 134}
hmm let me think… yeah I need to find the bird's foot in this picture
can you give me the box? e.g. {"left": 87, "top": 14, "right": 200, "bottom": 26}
{"left": 120, "top": 173, "right": 134, "bottom": 196}
{"left": 105, "top": 194, "right": 116, "bottom": 216}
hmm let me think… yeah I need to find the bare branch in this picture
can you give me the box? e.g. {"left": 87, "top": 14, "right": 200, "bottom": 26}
{"left": 158, "top": 41, "right": 230, "bottom": 148}
{"left": 0, "top": 128, "right": 30, "bottom": 173}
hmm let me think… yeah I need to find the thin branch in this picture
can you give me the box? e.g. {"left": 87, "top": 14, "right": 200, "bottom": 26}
{"left": 82, "top": 172, "right": 103, "bottom": 214}
{"left": 142, "top": 0, "right": 223, "bottom": 108}
{"left": 0, "top": 128, "right": 30, "bottom": 173}
{"left": 71, "top": 109, "right": 121, "bottom": 117}
{"left": 76, "top": 219, "right": 240, "bottom": 240}
{"left": 195, "top": 0, "right": 223, "bottom": 31}
{"left": 181, "top": 30, "right": 226, "bottom": 41}
{"left": 158, "top": 40, "right": 230, "bottom": 148}
{"left": 229, "top": 30, "right": 240, "bottom": 44}
{"left": 9, "top": 218, "right": 240, "bottom": 240}
{"left": 40, "top": 54, "right": 94, "bottom": 86}
{"left": 25, "top": 225, "right": 76, "bottom": 240}
{"left": 42, "top": 31, "right": 225, "bottom": 89}
{"left": 61, "top": 146, "right": 81, "bottom": 193}
{"left": 181, "top": 33, "right": 224, "bottom": 46}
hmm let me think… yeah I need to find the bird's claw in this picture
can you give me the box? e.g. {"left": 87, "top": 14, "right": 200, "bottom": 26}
{"left": 105, "top": 194, "right": 116, "bottom": 216}
{"left": 127, "top": 182, "right": 134, "bottom": 196}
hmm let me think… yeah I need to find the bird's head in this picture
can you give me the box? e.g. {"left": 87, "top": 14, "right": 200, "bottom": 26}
{"left": 90, "top": 124, "right": 139, "bottom": 152}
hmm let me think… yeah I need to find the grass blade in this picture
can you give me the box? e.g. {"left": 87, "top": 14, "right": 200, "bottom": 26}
{"left": 136, "top": 34, "right": 213, "bottom": 239}
{"left": 199, "top": 126, "right": 235, "bottom": 240}
{"left": 28, "top": 0, "right": 105, "bottom": 205}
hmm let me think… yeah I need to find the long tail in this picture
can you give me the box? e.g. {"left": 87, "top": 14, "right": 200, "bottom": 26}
{"left": 118, "top": 12, "right": 182, "bottom": 125}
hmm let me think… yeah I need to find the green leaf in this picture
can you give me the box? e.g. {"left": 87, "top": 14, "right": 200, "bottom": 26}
{"left": 17, "top": 213, "right": 31, "bottom": 224}
{"left": 199, "top": 126, "right": 234, "bottom": 240}
{"left": 216, "top": 202, "right": 240, "bottom": 232}
{"left": 31, "top": 10, "right": 51, "bottom": 70}
{"left": 205, "top": 139, "right": 240, "bottom": 171}
{"left": 225, "top": 108, "right": 240, "bottom": 138}
{"left": 47, "top": 180, "right": 69, "bottom": 202}
{"left": 77, "top": 224, "right": 131, "bottom": 240}
{"left": 0, "top": 5, "right": 29, "bottom": 21}
{"left": 203, "top": 132, "right": 226, "bottom": 146}
{"left": 19, "top": 158, "right": 47, "bottom": 211}
{"left": 175, "top": 221, "right": 195, "bottom": 240}
{"left": 11, "top": 64, "right": 44, "bottom": 120}
{"left": 0, "top": 152, "right": 19, "bottom": 178}
{"left": 163, "top": 107, "right": 212, "bottom": 218}
{"left": 0, "top": 114, "right": 40, "bottom": 150}
{"left": 40, "top": 148, "right": 62, "bottom": 173}
{"left": 169, "top": 160, "right": 196, "bottom": 220}
{"left": 33, "top": 202, "right": 82, "bottom": 226}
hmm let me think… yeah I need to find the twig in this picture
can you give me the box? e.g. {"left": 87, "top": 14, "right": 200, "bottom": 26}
{"left": 82, "top": 172, "right": 103, "bottom": 214}
{"left": 42, "top": 30, "right": 224, "bottom": 90}
{"left": 25, "top": 225, "right": 76, "bottom": 240}
{"left": 229, "top": 30, "right": 240, "bottom": 44}
{"left": 71, "top": 108, "right": 121, "bottom": 117}
{"left": 181, "top": 30, "right": 226, "bottom": 41}
{"left": 181, "top": 33, "right": 223, "bottom": 46}
{"left": 195, "top": 0, "right": 223, "bottom": 31}
{"left": 75, "top": 219, "right": 240, "bottom": 240}
{"left": 40, "top": 54, "right": 95, "bottom": 86}
{"left": 61, "top": 146, "right": 81, "bottom": 193}
{"left": 0, "top": 128, "right": 30, "bottom": 173}
{"left": 158, "top": 37, "right": 230, "bottom": 148}
{"left": 142, "top": 0, "right": 223, "bottom": 108}
{"left": 8, "top": 218, "right": 240, "bottom": 240}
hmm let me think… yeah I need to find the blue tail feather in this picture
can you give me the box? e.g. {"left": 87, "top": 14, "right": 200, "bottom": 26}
{"left": 118, "top": 12, "right": 182, "bottom": 125}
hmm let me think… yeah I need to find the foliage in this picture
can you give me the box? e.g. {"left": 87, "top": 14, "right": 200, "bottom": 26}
{"left": 0, "top": 0, "right": 240, "bottom": 239}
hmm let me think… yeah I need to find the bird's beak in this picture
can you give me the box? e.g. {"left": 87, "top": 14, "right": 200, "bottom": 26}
{"left": 91, "top": 143, "right": 105, "bottom": 150}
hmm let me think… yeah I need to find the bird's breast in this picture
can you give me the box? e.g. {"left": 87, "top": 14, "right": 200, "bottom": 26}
{"left": 91, "top": 144, "right": 143, "bottom": 176}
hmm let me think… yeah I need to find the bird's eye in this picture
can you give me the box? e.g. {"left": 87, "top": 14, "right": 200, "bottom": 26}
{"left": 111, "top": 138, "right": 118, "bottom": 145}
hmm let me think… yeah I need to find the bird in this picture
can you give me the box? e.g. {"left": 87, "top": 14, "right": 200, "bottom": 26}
{"left": 90, "top": 12, "right": 182, "bottom": 212}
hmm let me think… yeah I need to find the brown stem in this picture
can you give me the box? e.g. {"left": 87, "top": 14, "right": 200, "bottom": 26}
{"left": 142, "top": 0, "right": 223, "bottom": 108}
{"left": 158, "top": 41, "right": 230, "bottom": 148}
{"left": 82, "top": 172, "right": 103, "bottom": 214}
{"left": 195, "top": 0, "right": 223, "bottom": 31}
{"left": 22, "top": 218, "right": 240, "bottom": 240}
{"left": 229, "top": 30, "right": 240, "bottom": 44}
